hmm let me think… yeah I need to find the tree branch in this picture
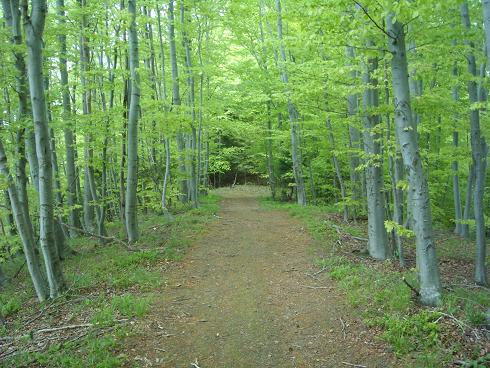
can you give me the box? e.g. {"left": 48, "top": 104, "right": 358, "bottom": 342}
{"left": 353, "top": 0, "right": 395, "bottom": 40}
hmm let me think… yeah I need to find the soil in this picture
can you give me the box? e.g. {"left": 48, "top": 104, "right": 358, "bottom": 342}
{"left": 123, "top": 188, "right": 396, "bottom": 367}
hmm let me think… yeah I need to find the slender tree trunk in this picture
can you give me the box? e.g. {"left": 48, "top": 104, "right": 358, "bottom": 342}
{"left": 276, "top": 0, "right": 306, "bottom": 206}
{"left": 462, "top": 2, "right": 488, "bottom": 285}
{"left": 168, "top": 0, "right": 188, "bottom": 202}
{"left": 462, "top": 164, "right": 474, "bottom": 239}
{"left": 24, "top": 0, "right": 65, "bottom": 298}
{"left": 326, "top": 118, "right": 348, "bottom": 221}
{"left": 125, "top": 0, "right": 140, "bottom": 242}
{"left": 25, "top": 131, "right": 39, "bottom": 191}
{"left": 346, "top": 47, "right": 362, "bottom": 220}
{"left": 162, "top": 138, "right": 172, "bottom": 212}
{"left": 362, "top": 45, "right": 388, "bottom": 260}
{"left": 120, "top": 80, "right": 128, "bottom": 223}
{"left": 82, "top": 166, "right": 94, "bottom": 231}
{"left": 78, "top": 0, "right": 106, "bottom": 240}
{"left": 385, "top": 66, "right": 405, "bottom": 267}
{"left": 57, "top": 0, "right": 81, "bottom": 237}
{"left": 2, "top": 0, "right": 35, "bottom": 239}
{"left": 0, "top": 140, "right": 47, "bottom": 301}
{"left": 180, "top": 2, "right": 198, "bottom": 208}
{"left": 266, "top": 102, "right": 276, "bottom": 199}
{"left": 156, "top": 3, "right": 168, "bottom": 101}
{"left": 386, "top": 14, "right": 441, "bottom": 306}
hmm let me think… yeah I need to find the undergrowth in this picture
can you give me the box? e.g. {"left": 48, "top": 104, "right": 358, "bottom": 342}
{"left": 0, "top": 194, "right": 220, "bottom": 367}
{"left": 261, "top": 197, "right": 490, "bottom": 368}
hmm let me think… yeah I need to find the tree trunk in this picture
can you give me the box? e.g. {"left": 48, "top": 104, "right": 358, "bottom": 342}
{"left": 2, "top": 0, "right": 35, "bottom": 239}
{"left": 168, "top": 0, "right": 188, "bottom": 202}
{"left": 346, "top": 46, "right": 362, "bottom": 220}
{"left": 326, "top": 118, "right": 348, "bottom": 222}
{"left": 461, "top": 164, "right": 475, "bottom": 239}
{"left": 180, "top": 2, "right": 198, "bottom": 208}
{"left": 362, "top": 45, "right": 388, "bottom": 260}
{"left": 78, "top": 0, "right": 107, "bottom": 240}
{"left": 125, "top": 0, "right": 140, "bottom": 243}
{"left": 0, "top": 139, "right": 47, "bottom": 301}
{"left": 57, "top": 0, "right": 81, "bottom": 238}
{"left": 24, "top": 0, "right": 65, "bottom": 298}
{"left": 386, "top": 14, "right": 441, "bottom": 306}
{"left": 156, "top": 3, "right": 168, "bottom": 101}
{"left": 385, "top": 69, "right": 405, "bottom": 267}
{"left": 276, "top": 0, "right": 306, "bottom": 206}
{"left": 462, "top": 2, "right": 488, "bottom": 285}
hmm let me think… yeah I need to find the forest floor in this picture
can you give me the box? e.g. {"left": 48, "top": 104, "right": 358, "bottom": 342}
{"left": 122, "top": 187, "right": 395, "bottom": 367}
{"left": 1, "top": 186, "right": 489, "bottom": 367}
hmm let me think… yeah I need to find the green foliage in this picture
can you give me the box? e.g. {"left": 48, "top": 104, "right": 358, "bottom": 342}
{"left": 0, "top": 294, "right": 21, "bottom": 318}
{"left": 385, "top": 221, "right": 415, "bottom": 238}
{"left": 91, "top": 295, "right": 151, "bottom": 326}
{"left": 29, "top": 334, "right": 123, "bottom": 368}
{"left": 376, "top": 310, "right": 440, "bottom": 355}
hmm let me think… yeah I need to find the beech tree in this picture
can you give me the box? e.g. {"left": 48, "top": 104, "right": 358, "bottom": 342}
{"left": 386, "top": 10, "right": 441, "bottom": 306}
{"left": 0, "top": 0, "right": 489, "bottom": 308}
{"left": 24, "top": 0, "right": 65, "bottom": 298}
{"left": 125, "top": 0, "right": 140, "bottom": 242}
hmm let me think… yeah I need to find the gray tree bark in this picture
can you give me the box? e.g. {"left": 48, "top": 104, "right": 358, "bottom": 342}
{"left": 156, "top": 3, "right": 168, "bottom": 101}
{"left": 180, "top": 1, "right": 198, "bottom": 208}
{"left": 326, "top": 118, "right": 349, "bottom": 222}
{"left": 24, "top": 0, "right": 65, "bottom": 298}
{"left": 385, "top": 67, "right": 405, "bottom": 267}
{"left": 483, "top": 0, "right": 490, "bottom": 71}
{"left": 0, "top": 139, "right": 47, "bottom": 301}
{"left": 462, "top": 164, "right": 475, "bottom": 239}
{"left": 125, "top": 0, "right": 141, "bottom": 242}
{"left": 362, "top": 45, "right": 388, "bottom": 260}
{"left": 78, "top": 0, "right": 107, "bottom": 240}
{"left": 2, "top": 0, "right": 35, "bottom": 240}
{"left": 168, "top": 0, "right": 188, "bottom": 202}
{"left": 386, "top": 14, "right": 441, "bottom": 306}
{"left": 462, "top": 2, "right": 488, "bottom": 285}
{"left": 276, "top": 0, "right": 306, "bottom": 206}
{"left": 57, "top": 0, "right": 81, "bottom": 238}
{"left": 346, "top": 46, "right": 362, "bottom": 220}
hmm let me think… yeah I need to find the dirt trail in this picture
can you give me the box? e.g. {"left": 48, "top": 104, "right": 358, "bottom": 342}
{"left": 125, "top": 188, "right": 395, "bottom": 367}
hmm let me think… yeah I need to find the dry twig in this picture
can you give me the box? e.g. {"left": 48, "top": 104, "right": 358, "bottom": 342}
{"left": 341, "top": 362, "right": 367, "bottom": 368}
{"left": 190, "top": 359, "right": 201, "bottom": 368}
{"left": 340, "top": 317, "right": 347, "bottom": 340}
{"left": 35, "top": 323, "right": 93, "bottom": 334}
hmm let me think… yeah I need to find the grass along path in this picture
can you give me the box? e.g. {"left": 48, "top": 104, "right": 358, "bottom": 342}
{"left": 0, "top": 194, "right": 221, "bottom": 367}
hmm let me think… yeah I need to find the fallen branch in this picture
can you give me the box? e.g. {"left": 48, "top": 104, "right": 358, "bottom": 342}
{"left": 305, "top": 267, "right": 327, "bottom": 281}
{"left": 61, "top": 223, "right": 168, "bottom": 253}
{"left": 340, "top": 317, "right": 347, "bottom": 340}
{"left": 341, "top": 362, "right": 366, "bottom": 368}
{"left": 449, "top": 283, "right": 490, "bottom": 292}
{"left": 10, "top": 260, "right": 27, "bottom": 280}
{"left": 402, "top": 277, "right": 421, "bottom": 297}
{"left": 351, "top": 235, "right": 368, "bottom": 242}
{"left": 331, "top": 224, "right": 367, "bottom": 242}
{"left": 304, "top": 285, "right": 330, "bottom": 290}
{"left": 313, "top": 266, "right": 327, "bottom": 276}
{"left": 61, "top": 223, "right": 129, "bottom": 248}
{"left": 35, "top": 323, "right": 93, "bottom": 335}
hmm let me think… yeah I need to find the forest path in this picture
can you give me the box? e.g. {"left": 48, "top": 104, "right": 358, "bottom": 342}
{"left": 124, "top": 187, "right": 395, "bottom": 367}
